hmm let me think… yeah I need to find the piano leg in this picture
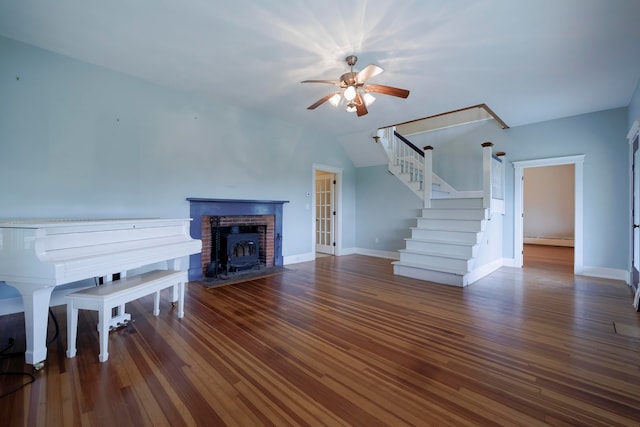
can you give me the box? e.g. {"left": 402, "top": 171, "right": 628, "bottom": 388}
{"left": 66, "top": 302, "right": 78, "bottom": 359}
{"left": 11, "top": 282, "right": 55, "bottom": 369}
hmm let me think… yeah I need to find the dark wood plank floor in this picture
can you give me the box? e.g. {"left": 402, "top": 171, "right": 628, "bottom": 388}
{"left": 1, "top": 248, "right": 639, "bottom": 426}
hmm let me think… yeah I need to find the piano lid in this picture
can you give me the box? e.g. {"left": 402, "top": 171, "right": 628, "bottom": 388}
{"left": 0, "top": 218, "right": 173, "bottom": 228}
{"left": 0, "top": 218, "right": 200, "bottom": 286}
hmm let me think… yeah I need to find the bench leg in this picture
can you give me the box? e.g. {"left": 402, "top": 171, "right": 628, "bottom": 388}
{"left": 66, "top": 303, "right": 78, "bottom": 358}
{"left": 98, "top": 305, "right": 110, "bottom": 362}
{"left": 153, "top": 291, "right": 160, "bottom": 316}
{"left": 177, "top": 281, "right": 185, "bottom": 318}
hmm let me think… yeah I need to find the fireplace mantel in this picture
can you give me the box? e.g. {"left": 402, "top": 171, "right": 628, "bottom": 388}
{"left": 187, "top": 198, "right": 289, "bottom": 280}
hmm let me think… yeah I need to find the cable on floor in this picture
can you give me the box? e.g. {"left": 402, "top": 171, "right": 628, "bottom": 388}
{"left": 0, "top": 308, "right": 59, "bottom": 398}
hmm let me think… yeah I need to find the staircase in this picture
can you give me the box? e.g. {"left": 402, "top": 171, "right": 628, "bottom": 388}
{"left": 392, "top": 197, "right": 488, "bottom": 286}
{"left": 378, "top": 128, "right": 503, "bottom": 287}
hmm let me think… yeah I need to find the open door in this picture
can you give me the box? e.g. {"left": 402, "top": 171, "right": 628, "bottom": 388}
{"left": 315, "top": 170, "right": 336, "bottom": 255}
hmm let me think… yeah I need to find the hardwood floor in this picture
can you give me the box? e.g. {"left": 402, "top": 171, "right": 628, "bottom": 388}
{"left": 1, "top": 250, "right": 639, "bottom": 426}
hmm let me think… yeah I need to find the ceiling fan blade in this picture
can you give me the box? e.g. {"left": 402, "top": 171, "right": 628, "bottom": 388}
{"left": 365, "top": 84, "right": 410, "bottom": 99}
{"left": 301, "top": 79, "right": 342, "bottom": 86}
{"left": 307, "top": 91, "right": 341, "bottom": 110}
{"left": 354, "top": 93, "right": 368, "bottom": 117}
{"left": 356, "top": 64, "right": 383, "bottom": 84}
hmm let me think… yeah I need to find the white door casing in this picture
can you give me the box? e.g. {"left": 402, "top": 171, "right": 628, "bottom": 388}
{"left": 315, "top": 171, "right": 335, "bottom": 254}
{"left": 627, "top": 119, "right": 640, "bottom": 309}
{"left": 513, "top": 155, "right": 584, "bottom": 273}
{"left": 312, "top": 164, "right": 343, "bottom": 256}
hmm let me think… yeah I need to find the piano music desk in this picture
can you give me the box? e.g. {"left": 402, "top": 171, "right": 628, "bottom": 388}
{"left": 66, "top": 269, "right": 187, "bottom": 362}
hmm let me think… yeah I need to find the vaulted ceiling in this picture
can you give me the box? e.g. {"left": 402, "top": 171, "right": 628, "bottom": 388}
{"left": 1, "top": 0, "right": 639, "bottom": 166}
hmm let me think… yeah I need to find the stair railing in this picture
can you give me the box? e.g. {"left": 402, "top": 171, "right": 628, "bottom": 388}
{"left": 381, "top": 127, "right": 504, "bottom": 212}
{"left": 392, "top": 130, "right": 425, "bottom": 188}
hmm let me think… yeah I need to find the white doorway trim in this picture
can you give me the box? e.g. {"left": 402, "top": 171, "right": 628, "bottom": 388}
{"left": 513, "top": 155, "right": 585, "bottom": 273}
{"left": 312, "top": 164, "right": 343, "bottom": 256}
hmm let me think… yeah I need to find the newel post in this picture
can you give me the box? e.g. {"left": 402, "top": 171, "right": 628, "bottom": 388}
{"left": 481, "top": 142, "right": 493, "bottom": 212}
{"left": 423, "top": 146, "right": 433, "bottom": 208}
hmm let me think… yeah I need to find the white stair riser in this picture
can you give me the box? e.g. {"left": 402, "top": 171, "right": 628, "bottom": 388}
{"left": 393, "top": 263, "right": 465, "bottom": 287}
{"left": 410, "top": 228, "right": 480, "bottom": 244}
{"left": 416, "top": 218, "right": 484, "bottom": 232}
{"left": 399, "top": 251, "right": 471, "bottom": 271}
{"left": 421, "top": 208, "right": 486, "bottom": 220}
{"left": 404, "top": 240, "right": 477, "bottom": 257}
{"left": 431, "top": 198, "right": 484, "bottom": 209}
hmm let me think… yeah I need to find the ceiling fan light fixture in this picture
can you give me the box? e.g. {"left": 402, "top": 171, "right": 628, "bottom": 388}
{"left": 329, "top": 93, "right": 341, "bottom": 107}
{"left": 302, "top": 55, "right": 409, "bottom": 117}
{"left": 344, "top": 85, "right": 356, "bottom": 101}
{"left": 363, "top": 92, "right": 376, "bottom": 106}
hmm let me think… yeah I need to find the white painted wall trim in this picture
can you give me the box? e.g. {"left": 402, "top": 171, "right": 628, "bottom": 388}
{"left": 576, "top": 266, "right": 629, "bottom": 282}
{"left": 513, "top": 155, "right": 585, "bottom": 274}
{"left": 501, "top": 257, "right": 518, "bottom": 268}
{"left": 0, "top": 282, "right": 96, "bottom": 316}
{"left": 281, "top": 251, "right": 628, "bottom": 284}
{"left": 627, "top": 119, "right": 639, "bottom": 288}
{"left": 354, "top": 248, "right": 400, "bottom": 260}
{"left": 467, "top": 258, "right": 504, "bottom": 284}
{"left": 284, "top": 252, "right": 315, "bottom": 265}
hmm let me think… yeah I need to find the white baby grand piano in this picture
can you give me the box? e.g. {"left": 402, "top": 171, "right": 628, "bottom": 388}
{"left": 0, "top": 218, "right": 201, "bottom": 368}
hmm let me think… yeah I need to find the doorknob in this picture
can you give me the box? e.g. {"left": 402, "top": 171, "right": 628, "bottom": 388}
{"left": 634, "top": 224, "right": 639, "bottom": 228}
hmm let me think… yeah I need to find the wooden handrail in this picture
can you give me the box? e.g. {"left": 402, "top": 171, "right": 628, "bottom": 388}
{"left": 393, "top": 131, "right": 424, "bottom": 157}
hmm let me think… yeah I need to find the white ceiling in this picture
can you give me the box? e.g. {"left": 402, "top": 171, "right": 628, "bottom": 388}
{"left": 1, "top": 0, "right": 640, "bottom": 166}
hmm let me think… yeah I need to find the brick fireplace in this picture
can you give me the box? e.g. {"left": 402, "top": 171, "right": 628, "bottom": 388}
{"left": 187, "top": 198, "right": 289, "bottom": 281}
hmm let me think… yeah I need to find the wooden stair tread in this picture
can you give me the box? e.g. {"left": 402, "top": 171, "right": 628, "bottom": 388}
{"left": 398, "top": 248, "right": 469, "bottom": 260}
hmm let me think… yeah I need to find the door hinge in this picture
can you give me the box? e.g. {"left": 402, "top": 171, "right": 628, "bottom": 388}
{"left": 333, "top": 180, "right": 336, "bottom": 185}
{"left": 333, "top": 242, "right": 336, "bottom": 246}
{"left": 333, "top": 211, "right": 336, "bottom": 216}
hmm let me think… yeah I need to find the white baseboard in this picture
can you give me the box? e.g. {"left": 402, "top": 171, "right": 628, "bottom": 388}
{"left": 284, "top": 248, "right": 398, "bottom": 264}
{"left": 336, "top": 247, "right": 356, "bottom": 256}
{"left": 0, "top": 280, "right": 97, "bottom": 316}
{"left": 283, "top": 252, "right": 315, "bottom": 265}
{"left": 354, "top": 248, "right": 400, "bottom": 260}
{"left": 467, "top": 258, "right": 504, "bottom": 284}
{"left": 282, "top": 251, "right": 629, "bottom": 285}
{"left": 0, "top": 296, "right": 24, "bottom": 316}
{"left": 501, "top": 257, "right": 518, "bottom": 268}
{"left": 575, "top": 265, "right": 629, "bottom": 283}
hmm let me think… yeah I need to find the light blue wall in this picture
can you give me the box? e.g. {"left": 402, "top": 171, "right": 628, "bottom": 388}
{"left": 629, "top": 79, "right": 640, "bottom": 127}
{"left": 356, "top": 108, "right": 630, "bottom": 272}
{"left": 355, "top": 165, "right": 421, "bottom": 252}
{"left": 0, "top": 36, "right": 357, "bottom": 298}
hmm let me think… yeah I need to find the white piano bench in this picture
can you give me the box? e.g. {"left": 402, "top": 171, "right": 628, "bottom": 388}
{"left": 65, "top": 269, "right": 187, "bottom": 363}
